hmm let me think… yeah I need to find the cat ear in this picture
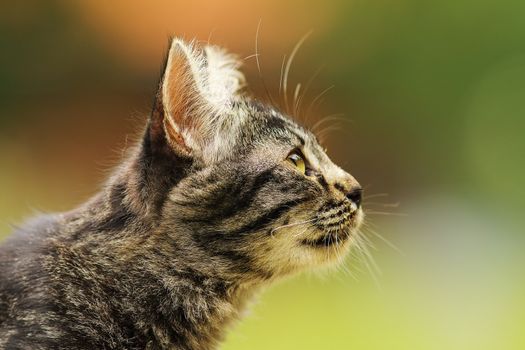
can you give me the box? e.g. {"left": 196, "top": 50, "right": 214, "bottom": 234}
{"left": 149, "top": 38, "right": 245, "bottom": 159}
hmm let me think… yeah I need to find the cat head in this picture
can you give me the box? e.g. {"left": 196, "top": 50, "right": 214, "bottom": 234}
{"left": 145, "top": 38, "right": 363, "bottom": 279}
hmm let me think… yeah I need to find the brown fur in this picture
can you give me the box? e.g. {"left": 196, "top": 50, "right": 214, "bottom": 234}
{"left": 0, "top": 38, "right": 363, "bottom": 349}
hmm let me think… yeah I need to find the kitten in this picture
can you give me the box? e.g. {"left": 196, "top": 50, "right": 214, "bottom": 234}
{"left": 0, "top": 38, "right": 363, "bottom": 349}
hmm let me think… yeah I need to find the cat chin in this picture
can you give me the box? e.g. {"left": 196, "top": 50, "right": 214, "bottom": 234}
{"left": 244, "top": 211, "right": 364, "bottom": 279}
{"left": 292, "top": 210, "right": 365, "bottom": 269}
{"left": 301, "top": 230, "right": 354, "bottom": 263}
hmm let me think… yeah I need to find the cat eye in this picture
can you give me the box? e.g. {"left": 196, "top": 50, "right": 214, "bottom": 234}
{"left": 287, "top": 151, "right": 306, "bottom": 175}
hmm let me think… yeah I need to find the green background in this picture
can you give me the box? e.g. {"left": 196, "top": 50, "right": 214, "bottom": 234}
{"left": 1, "top": 1, "right": 524, "bottom": 349}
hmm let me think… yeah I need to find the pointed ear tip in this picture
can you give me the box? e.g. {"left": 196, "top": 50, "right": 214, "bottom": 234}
{"left": 168, "top": 38, "right": 187, "bottom": 54}
{"left": 171, "top": 37, "right": 186, "bottom": 46}
{"left": 167, "top": 38, "right": 205, "bottom": 69}
{"left": 174, "top": 36, "right": 202, "bottom": 47}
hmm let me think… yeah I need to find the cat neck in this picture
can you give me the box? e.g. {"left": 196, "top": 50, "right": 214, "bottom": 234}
{"left": 55, "top": 152, "right": 266, "bottom": 349}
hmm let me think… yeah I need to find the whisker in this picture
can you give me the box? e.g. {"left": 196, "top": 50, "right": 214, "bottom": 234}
{"left": 339, "top": 260, "right": 358, "bottom": 281}
{"left": 254, "top": 20, "right": 277, "bottom": 107}
{"left": 352, "top": 238, "right": 372, "bottom": 274}
{"left": 354, "top": 231, "right": 382, "bottom": 288}
{"left": 283, "top": 31, "right": 313, "bottom": 114}
{"left": 358, "top": 231, "right": 377, "bottom": 251}
{"left": 243, "top": 53, "right": 259, "bottom": 60}
{"left": 292, "top": 224, "right": 315, "bottom": 238}
{"left": 366, "top": 211, "right": 408, "bottom": 217}
{"left": 347, "top": 254, "right": 365, "bottom": 278}
{"left": 317, "top": 125, "right": 344, "bottom": 144}
{"left": 310, "top": 113, "right": 345, "bottom": 134}
{"left": 271, "top": 218, "right": 317, "bottom": 235}
{"left": 299, "top": 64, "right": 325, "bottom": 125}
{"left": 305, "top": 85, "right": 334, "bottom": 120}
{"left": 365, "top": 227, "right": 404, "bottom": 256}
{"left": 363, "top": 193, "right": 389, "bottom": 199}
{"left": 363, "top": 202, "right": 400, "bottom": 208}
{"left": 206, "top": 28, "right": 216, "bottom": 44}
{"left": 362, "top": 239, "right": 382, "bottom": 276}
{"left": 337, "top": 238, "right": 358, "bottom": 280}
{"left": 293, "top": 83, "right": 302, "bottom": 117}
{"left": 278, "top": 54, "right": 287, "bottom": 101}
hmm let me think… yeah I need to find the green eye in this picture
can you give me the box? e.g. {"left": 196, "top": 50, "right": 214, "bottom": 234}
{"left": 287, "top": 151, "right": 306, "bottom": 174}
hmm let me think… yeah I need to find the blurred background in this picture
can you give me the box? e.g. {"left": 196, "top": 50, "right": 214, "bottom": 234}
{"left": 1, "top": 1, "right": 524, "bottom": 349}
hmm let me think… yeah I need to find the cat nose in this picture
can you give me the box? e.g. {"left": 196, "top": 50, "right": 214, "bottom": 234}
{"left": 333, "top": 177, "right": 362, "bottom": 208}
{"left": 346, "top": 187, "right": 363, "bottom": 208}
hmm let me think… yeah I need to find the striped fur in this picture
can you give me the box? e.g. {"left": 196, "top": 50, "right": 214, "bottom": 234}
{"left": 0, "top": 38, "right": 363, "bottom": 349}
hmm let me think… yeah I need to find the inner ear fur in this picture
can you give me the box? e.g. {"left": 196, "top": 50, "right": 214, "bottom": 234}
{"left": 149, "top": 38, "right": 245, "bottom": 160}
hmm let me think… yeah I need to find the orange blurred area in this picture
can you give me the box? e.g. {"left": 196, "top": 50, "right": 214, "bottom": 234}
{"left": 68, "top": 0, "right": 339, "bottom": 69}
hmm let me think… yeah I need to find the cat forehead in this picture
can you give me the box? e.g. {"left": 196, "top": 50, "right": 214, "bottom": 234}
{"left": 232, "top": 100, "right": 313, "bottom": 144}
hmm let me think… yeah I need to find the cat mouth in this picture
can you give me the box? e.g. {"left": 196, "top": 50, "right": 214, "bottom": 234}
{"left": 301, "top": 229, "right": 351, "bottom": 248}
{"left": 301, "top": 200, "right": 360, "bottom": 248}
